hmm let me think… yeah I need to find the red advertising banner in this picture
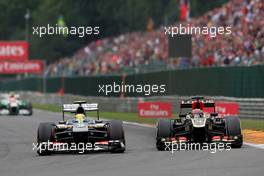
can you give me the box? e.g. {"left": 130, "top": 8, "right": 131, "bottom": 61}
{"left": 204, "top": 101, "right": 239, "bottom": 116}
{"left": 0, "top": 41, "right": 28, "bottom": 61}
{"left": 138, "top": 102, "right": 172, "bottom": 118}
{"left": 215, "top": 101, "right": 239, "bottom": 116}
{"left": 0, "top": 60, "right": 44, "bottom": 74}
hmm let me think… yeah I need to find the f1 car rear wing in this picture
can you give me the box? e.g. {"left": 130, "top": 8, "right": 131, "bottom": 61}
{"left": 1, "top": 94, "right": 20, "bottom": 99}
{"left": 180, "top": 100, "right": 215, "bottom": 108}
{"left": 62, "top": 102, "right": 99, "bottom": 120}
{"left": 180, "top": 98, "right": 215, "bottom": 113}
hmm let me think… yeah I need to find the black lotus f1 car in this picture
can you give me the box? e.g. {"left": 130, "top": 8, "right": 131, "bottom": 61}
{"left": 37, "top": 101, "right": 125, "bottom": 155}
{"left": 156, "top": 97, "right": 243, "bottom": 150}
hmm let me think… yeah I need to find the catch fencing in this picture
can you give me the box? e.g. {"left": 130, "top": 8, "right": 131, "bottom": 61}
{"left": 1, "top": 65, "right": 264, "bottom": 97}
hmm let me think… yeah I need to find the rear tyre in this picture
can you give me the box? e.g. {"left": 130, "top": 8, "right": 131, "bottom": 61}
{"left": 37, "top": 122, "right": 55, "bottom": 156}
{"left": 225, "top": 116, "right": 243, "bottom": 148}
{"left": 156, "top": 119, "right": 172, "bottom": 150}
{"left": 108, "top": 120, "right": 125, "bottom": 153}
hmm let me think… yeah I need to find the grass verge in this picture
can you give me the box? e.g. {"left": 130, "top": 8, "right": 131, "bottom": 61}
{"left": 33, "top": 103, "right": 264, "bottom": 131}
{"left": 33, "top": 103, "right": 61, "bottom": 112}
{"left": 240, "top": 119, "right": 264, "bottom": 131}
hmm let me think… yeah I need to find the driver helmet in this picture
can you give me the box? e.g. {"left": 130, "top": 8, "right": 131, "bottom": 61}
{"left": 75, "top": 113, "right": 85, "bottom": 121}
{"left": 192, "top": 109, "right": 203, "bottom": 118}
{"left": 75, "top": 106, "right": 85, "bottom": 121}
{"left": 9, "top": 92, "right": 15, "bottom": 98}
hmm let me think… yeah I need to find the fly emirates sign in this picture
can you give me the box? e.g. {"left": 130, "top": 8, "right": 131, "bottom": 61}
{"left": 0, "top": 41, "right": 28, "bottom": 61}
{"left": 138, "top": 102, "right": 172, "bottom": 118}
{"left": 0, "top": 61, "right": 44, "bottom": 74}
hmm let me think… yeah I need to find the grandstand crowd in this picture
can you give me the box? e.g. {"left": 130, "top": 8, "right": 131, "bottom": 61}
{"left": 46, "top": 0, "right": 264, "bottom": 76}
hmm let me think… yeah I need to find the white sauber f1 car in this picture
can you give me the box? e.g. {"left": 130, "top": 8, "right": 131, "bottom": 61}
{"left": 0, "top": 93, "right": 33, "bottom": 116}
{"left": 37, "top": 101, "right": 125, "bottom": 155}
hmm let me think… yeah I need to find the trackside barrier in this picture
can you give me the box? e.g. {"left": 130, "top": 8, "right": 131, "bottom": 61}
{"left": 17, "top": 92, "right": 264, "bottom": 119}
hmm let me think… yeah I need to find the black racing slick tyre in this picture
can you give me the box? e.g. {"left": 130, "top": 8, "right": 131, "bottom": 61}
{"left": 37, "top": 122, "right": 55, "bottom": 156}
{"left": 26, "top": 103, "right": 33, "bottom": 116}
{"left": 156, "top": 119, "right": 173, "bottom": 151}
{"left": 28, "top": 108, "right": 33, "bottom": 116}
{"left": 108, "top": 120, "right": 125, "bottom": 153}
{"left": 225, "top": 116, "right": 243, "bottom": 148}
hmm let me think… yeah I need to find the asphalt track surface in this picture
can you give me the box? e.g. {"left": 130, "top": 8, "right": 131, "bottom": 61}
{"left": 0, "top": 110, "right": 263, "bottom": 176}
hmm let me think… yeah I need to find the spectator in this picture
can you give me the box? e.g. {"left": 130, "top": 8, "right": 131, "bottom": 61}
{"left": 46, "top": 0, "right": 264, "bottom": 76}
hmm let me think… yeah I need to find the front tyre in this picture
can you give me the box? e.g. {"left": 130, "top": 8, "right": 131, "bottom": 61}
{"left": 156, "top": 119, "right": 173, "bottom": 150}
{"left": 37, "top": 122, "right": 55, "bottom": 156}
{"left": 108, "top": 120, "right": 126, "bottom": 153}
{"left": 225, "top": 116, "right": 243, "bottom": 148}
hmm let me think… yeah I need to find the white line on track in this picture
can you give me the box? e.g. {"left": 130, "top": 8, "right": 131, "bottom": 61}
{"left": 244, "top": 142, "right": 264, "bottom": 150}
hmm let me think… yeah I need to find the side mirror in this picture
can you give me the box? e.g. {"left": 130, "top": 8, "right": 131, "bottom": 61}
{"left": 95, "top": 120, "right": 102, "bottom": 123}
{"left": 59, "top": 121, "right": 66, "bottom": 124}
{"left": 179, "top": 114, "right": 186, "bottom": 118}
{"left": 211, "top": 113, "right": 218, "bottom": 117}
